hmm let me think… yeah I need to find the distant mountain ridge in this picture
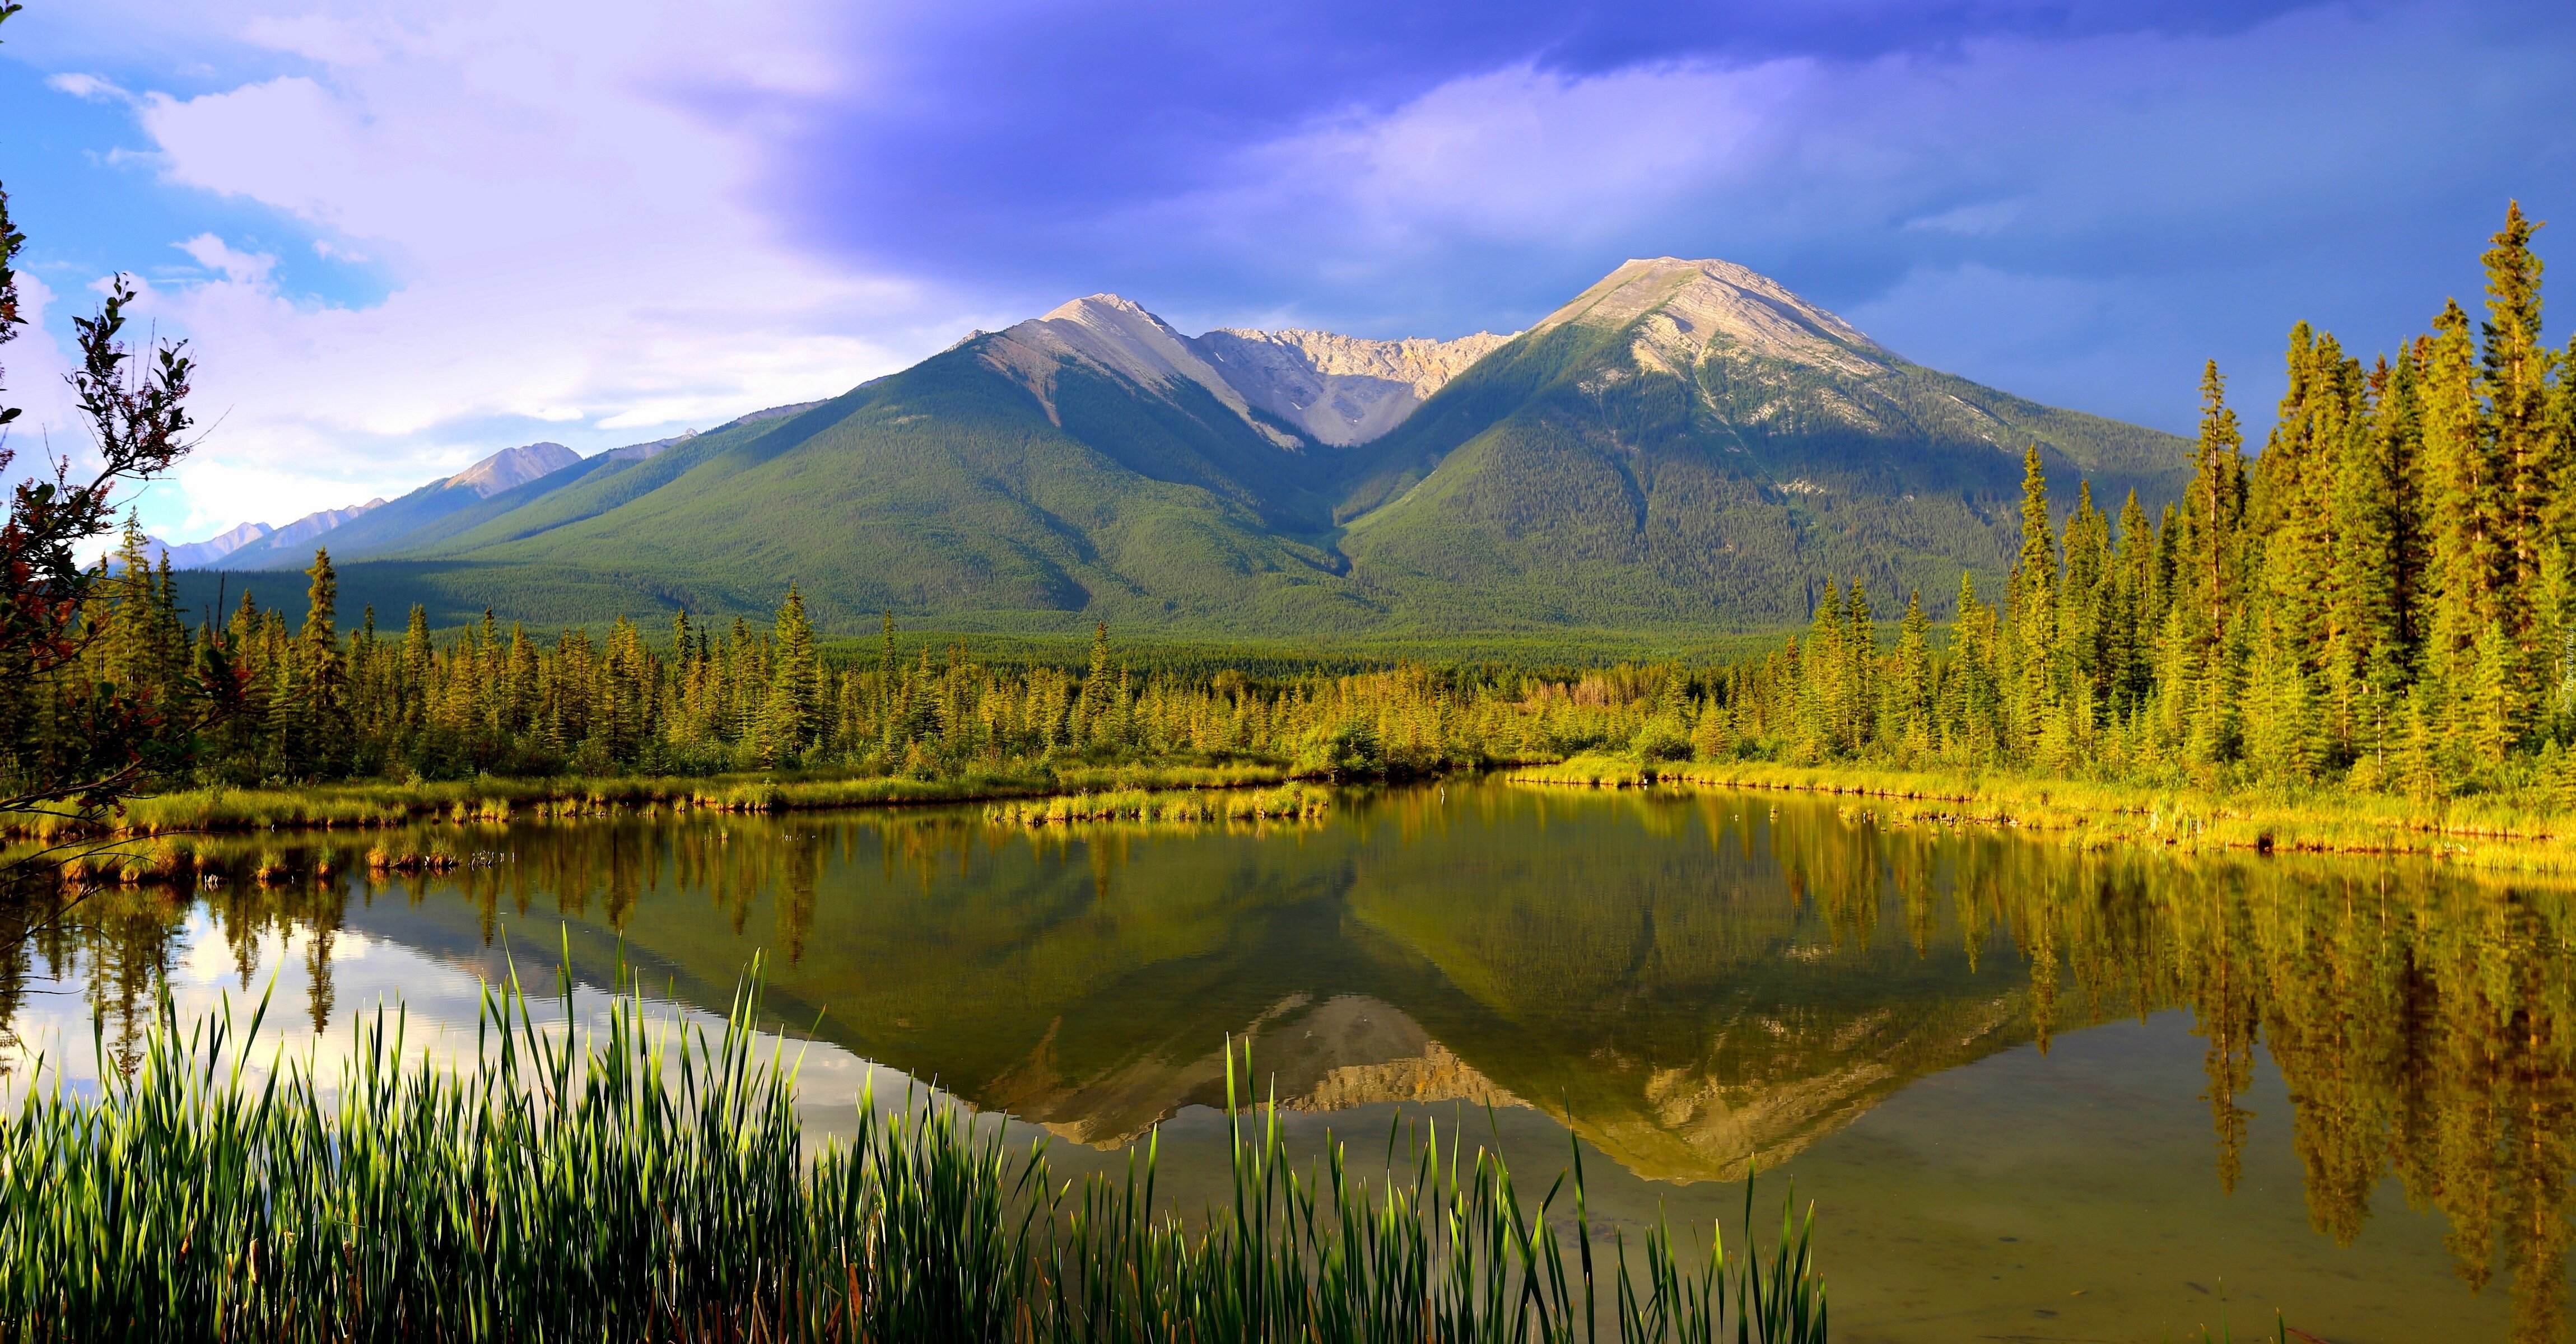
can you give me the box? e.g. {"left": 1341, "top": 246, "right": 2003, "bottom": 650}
{"left": 139, "top": 501, "right": 385, "bottom": 570}
{"left": 176, "top": 259, "right": 2193, "bottom": 636}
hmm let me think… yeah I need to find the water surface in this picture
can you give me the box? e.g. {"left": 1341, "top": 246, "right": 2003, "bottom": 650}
{"left": 7, "top": 781, "right": 2569, "bottom": 1343}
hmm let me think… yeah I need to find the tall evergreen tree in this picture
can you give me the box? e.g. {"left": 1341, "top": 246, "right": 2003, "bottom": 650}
{"left": 2112, "top": 489, "right": 2159, "bottom": 711}
{"left": 1893, "top": 589, "right": 1932, "bottom": 754}
{"left": 295, "top": 550, "right": 348, "bottom": 776}
{"left": 2483, "top": 203, "right": 2554, "bottom": 599}
{"left": 759, "top": 585, "right": 821, "bottom": 764}
{"left": 2007, "top": 447, "right": 2059, "bottom": 754}
{"left": 2420, "top": 297, "right": 2498, "bottom": 731}
{"left": 1844, "top": 582, "right": 1876, "bottom": 753}
{"left": 2058, "top": 480, "right": 2113, "bottom": 720}
{"left": 2181, "top": 361, "right": 2248, "bottom": 635}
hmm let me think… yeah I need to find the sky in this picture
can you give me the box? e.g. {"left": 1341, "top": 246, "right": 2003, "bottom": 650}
{"left": 1, "top": 0, "right": 2572, "bottom": 543}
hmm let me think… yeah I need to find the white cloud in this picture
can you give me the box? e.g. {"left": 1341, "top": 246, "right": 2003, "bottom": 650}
{"left": 178, "top": 233, "right": 277, "bottom": 284}
{"left": 44, "top": 71, "right": 129, "bottom": 102}
{"left": 15, "top": 0, "right": 957, "bottom": 540}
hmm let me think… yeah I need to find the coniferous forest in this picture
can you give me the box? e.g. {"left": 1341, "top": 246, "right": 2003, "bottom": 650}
{"left": 6, "top": 206, "right": 2574, "bottom": 815}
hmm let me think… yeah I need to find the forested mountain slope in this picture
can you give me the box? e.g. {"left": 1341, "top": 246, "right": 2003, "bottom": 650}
{"left": 191, "top": 260, "right": 2192, "bottom": 634}
{"left": 1335, "top": 259, "right": 2193, "bottom": 627}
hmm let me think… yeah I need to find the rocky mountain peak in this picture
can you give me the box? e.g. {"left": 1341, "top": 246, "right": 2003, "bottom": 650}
{"left": 1541, "top": 257, "right": 1887, "bottom": 378}
{"left": 446, "top": 441, "right": 582, "bottom": 497}
{"left": 985, "top": 295, "right": 1298, "bottom": 446}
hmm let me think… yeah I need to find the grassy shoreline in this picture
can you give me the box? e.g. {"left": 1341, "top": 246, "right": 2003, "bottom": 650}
{"left": 6, "top": 761, "right": 1297, "bottom": 842}
{"left": 38, "top": 746, "right": 2576, "bottom": 875}
{"left": 1509, "top": 754, "right": 2576, "bottom": 871}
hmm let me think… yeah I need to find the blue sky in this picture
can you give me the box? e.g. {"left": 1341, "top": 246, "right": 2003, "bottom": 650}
{"left": 3, "top": 0, "right": 2572, "bottom": 539}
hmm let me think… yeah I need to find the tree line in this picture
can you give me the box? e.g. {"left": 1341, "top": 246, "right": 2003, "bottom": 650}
{"left": 15, "top": 202, "right": 2573, "bottom": 802}
{"left": 1708, "top": 202, "right": 2576, "bottom": 797}
{"left": 34, "top": 533, "right": 1695, "bottom": 786}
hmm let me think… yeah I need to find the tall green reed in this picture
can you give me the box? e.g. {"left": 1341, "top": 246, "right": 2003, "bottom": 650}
{"left": 0, "top": 960, "right": 1827, "bottom": 1343}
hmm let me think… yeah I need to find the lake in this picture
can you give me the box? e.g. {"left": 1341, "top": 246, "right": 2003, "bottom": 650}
{"left": 5, "top": 780, "right": 2568, "bottom": 1343}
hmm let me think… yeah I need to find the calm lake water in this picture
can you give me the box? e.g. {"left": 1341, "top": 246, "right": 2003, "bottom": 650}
{"left": 6, "top": 781, "right": 2570, "bottom": 1343}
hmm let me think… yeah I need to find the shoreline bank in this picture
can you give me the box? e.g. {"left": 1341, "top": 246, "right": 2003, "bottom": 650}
{"left": 29, "top": 751, "right": 2576, "bottom": 876}
{"left": 1507, "top": 754, "right": 2576, "bottom": 872}
{"left": 5, "top": 761, "right": 1299, "bottom": 843}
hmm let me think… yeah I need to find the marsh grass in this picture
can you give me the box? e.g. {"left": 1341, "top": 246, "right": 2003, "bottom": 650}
{"left": 1510, "top": 754, "right": 2576, "bottom": 873}
{"left": 982, "top": 783, "right": 1330, "bottom": 828}
{"left": 0, "top": 958, "right": 1827, "bottom": 1343}
{"left": 2, "top": 763, "right": 1296, "bottom": 843}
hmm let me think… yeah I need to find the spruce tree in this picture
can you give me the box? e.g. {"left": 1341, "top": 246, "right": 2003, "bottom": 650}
{"left": 2477, "top": 204, "right": 2556, "bottom": 749}
{"left": 296, "top": 549, "right": 348, "bottom": 777}
{"left": 2326, "top": 347, "right": 2403, "bottom": 764}
{"left": 1953, "top": 572, "right": 2003, "bottom": 762}
{"left": 1801, "top": 581, "right": 1846, "bottom": 757}
{"left": 1077, "top": 620, "right": 1113, "bottom": 744}
{"left": 2181, "top": 361, "right": 2248, "bottom": 636}
{"left": 2374, "top": 347, "right": 2429, "bottom": 668}
{"left": 2482, "top": 203, "right": 2552, "bottom": 600}
{"left": 2007, "top": 447, "right": 2058, "bottom": 757}
{"left": 2113, "top": 490, "right": 2158, "bottom": 710}
{"left": 1894, "top": 589, "right": 1932, "bottom": 754}
{"left": 2420, "top": 298, "right": 2497, "bottom": 721}
{"left": 2254, "top": 327, "right": 2349, "bottom": 676}
{"left": 2058, "top": 480, "right": 2112, "bottom": 719}
{"left": 1844, "top": 582, "right": 1876, "bottom": 753}
{"left": 758, "top": 585, "right": 821, "bottom": 764}
{"left": 2172, "top": 363, "right": 2249, "bottom": 766}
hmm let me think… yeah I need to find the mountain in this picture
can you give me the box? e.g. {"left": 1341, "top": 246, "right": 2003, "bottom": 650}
{"left": 1327, "top": 257, "right": 2191, "bottom": 627}
{"left": 143, "top": 520, "right": 273, "bottom": 570}
{"left": 267, "top": 499, "right": 385, "bottom": 547}
{"left": 138, "top": 500, "right": 385, "bottom": 571}
{"left": 192, "top": 259, "right": 2193, "bottom": 635}
{"left": 442, "top": 442, "right": 582, "bottom": 496}
{"left": 217, "top": 442, "right": 586, "bottom": 568}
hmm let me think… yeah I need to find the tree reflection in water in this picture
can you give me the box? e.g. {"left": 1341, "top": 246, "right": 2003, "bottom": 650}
{"left": 3, "top": 786, "right": 2570, "bottom": 1338}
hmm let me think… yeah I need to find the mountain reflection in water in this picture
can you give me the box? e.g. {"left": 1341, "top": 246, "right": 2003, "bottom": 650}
{"left": 7, "top": 782, "right": 2572, "bottom": 1340}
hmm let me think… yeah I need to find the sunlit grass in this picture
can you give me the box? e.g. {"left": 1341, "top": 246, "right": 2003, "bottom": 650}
{"left": 1509, "top": 753, "right": 2576, "bottom": 873}
{"left": 982, "top": 783, "right": 1330, "bottom": 827}
{"left": 3, "top": 762, "right": 1296, "bottom": 842}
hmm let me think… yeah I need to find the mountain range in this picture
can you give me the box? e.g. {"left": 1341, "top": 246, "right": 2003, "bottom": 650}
{"left": 168, "top": 258, "right": 2193, "bottom": 636}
